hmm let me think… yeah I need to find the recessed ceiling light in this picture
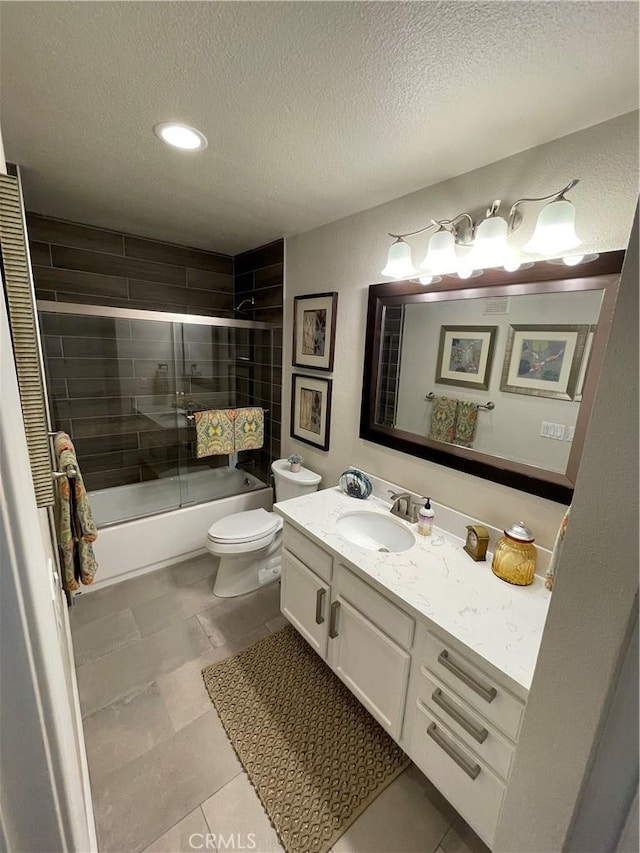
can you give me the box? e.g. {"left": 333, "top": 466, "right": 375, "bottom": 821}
{"left": 153, "top": 122, "right": 207, "bottom": 151}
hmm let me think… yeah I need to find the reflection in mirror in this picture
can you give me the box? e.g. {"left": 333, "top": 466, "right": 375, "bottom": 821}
{"left": 379, "top": 289, "right": 603, "bottom": 474}
{"left": 362, "top": 252, "right": 624, "bottom": 502}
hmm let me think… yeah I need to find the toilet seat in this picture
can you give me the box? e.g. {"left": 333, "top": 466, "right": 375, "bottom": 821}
{"left": 207, "top": 508, "right": 282, "bottom": 546}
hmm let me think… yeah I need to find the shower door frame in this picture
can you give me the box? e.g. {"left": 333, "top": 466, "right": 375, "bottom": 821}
{"left": 37, "top": 300, "right": 277, "bottom": 516}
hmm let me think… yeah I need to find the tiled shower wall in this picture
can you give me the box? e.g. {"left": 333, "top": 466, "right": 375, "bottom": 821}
{"left": 234, "top": 240, "right": 284, "bottom": 476}
{"left": 40, "top": 311, "right": 240, "bottom": 491}
{"left": 29, "top": 214, "right": 283, "bottom": 490}
{"left": 27, "top": 213, "right": 234, "bottom": 314}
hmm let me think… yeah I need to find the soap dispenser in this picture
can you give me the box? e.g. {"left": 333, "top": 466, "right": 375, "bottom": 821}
{"left": 417, "top": 498, "right": 435, "bottom": 536}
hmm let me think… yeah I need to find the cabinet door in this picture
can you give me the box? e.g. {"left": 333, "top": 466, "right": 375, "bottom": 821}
{"left": 328, "top": 597, "right": 410, "bottom": 739}
{"left": 281, "top": 550, "right": 330, "bottom": 658}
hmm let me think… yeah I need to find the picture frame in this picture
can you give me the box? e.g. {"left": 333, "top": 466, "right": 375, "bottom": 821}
{"left": 573, "top": 324, "right": 597, "bottom": 402}
{"left": 500, "top": 324, "right": 589, "bottom": 400}
{"left": 435, "top": 325, "right": 498, "bottom": 390}
{"left": 290, "top": 374, "right": 332, "bottom": 451}
{"left": 292, "top": 292, "right": 338, "bottom": 372}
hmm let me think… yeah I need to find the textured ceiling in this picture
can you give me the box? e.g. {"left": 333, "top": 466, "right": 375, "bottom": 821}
{"left": 1, "top": 1, "right": 638, "bottom": 254}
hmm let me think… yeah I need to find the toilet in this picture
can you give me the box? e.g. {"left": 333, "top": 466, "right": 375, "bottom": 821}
{"left": 206, "top": 459, "right": 321, "bottom": 597}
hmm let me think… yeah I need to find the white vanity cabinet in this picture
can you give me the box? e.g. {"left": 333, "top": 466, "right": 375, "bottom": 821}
{"left": 281, "top": 550, "right": 330, "bottom": 657}
{"left": 279, "top": 519, "right": 531, "bottom": 849}
{"left": 327, "top": 564, "right": 413, "bottom": 739}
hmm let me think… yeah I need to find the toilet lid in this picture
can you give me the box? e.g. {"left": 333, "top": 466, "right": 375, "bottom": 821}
{"left": 207, "top": 509, "right": 281, "bottom": 544}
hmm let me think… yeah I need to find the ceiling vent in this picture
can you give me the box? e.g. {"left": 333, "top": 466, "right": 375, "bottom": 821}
{"left": 483, "top": 296, "right": 511, "bottom": 315}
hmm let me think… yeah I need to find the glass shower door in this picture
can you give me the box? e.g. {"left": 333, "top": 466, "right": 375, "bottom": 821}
{"left": 173, "top": 319, "right": 238, "bottom": 507}
{"left": 39, "top": 308, "right": 183, "bottom": 526}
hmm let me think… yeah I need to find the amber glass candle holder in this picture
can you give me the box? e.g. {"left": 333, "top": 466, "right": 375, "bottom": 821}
{"left": 491, "top": 522, "right": 537, "bottom": 586}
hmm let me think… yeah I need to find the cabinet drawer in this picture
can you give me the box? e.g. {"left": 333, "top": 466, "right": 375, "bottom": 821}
{"left": 416, "top": 668, "right": 515, "bottom": 780}
{"left": 408, "top": 701, "right": 505, "bottom": 848}
{"left": 423, "top": 632, "right": 525, "bottom": 741}
{"left": 335, "top": 563, "right": 414, "bottom": 650}
{"left": 283, "top": 524, "right": 333, "bottom": 583}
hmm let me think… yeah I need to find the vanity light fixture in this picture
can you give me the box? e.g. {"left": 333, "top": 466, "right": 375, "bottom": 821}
{"left": 380, "top": 179, "right": 582, "bottom": 280}
{"left": 415, "top": 274, "right": 443, "bottom": 286}
{"left": 153, "top": 122, "right": 208, "bottom": 151}
{"left": 514, "top": 180, "right": 581, "bottom": 254}
{"left": 547, "top": 253, "right": 600, "bottom": 267}
{"left": 380, "top": 237, "right": 417, "bottom": 278}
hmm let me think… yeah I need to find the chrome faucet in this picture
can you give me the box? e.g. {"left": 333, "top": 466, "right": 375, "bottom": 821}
{"left": 388, "top": 491, "right": 423, "bottom": 523}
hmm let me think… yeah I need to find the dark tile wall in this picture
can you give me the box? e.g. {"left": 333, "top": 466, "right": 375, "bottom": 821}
{"left": 40, "top": 311, "right": 239, "bottom": 491}
{"left": 27, "top": 213, "right": 234, "bottom": 315}
{"left": 31, "top": 213, "right": 283, "bottom": 493}
{"left": 234, "top": 240, "right": 284, "bottom": 478}
{"left": 377, "top": 306, "right": 403, "bottom": 427}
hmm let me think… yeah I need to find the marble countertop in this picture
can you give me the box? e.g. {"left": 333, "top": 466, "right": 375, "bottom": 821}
{"left": 274, "top": 487, "right": 552, "bottom": 693}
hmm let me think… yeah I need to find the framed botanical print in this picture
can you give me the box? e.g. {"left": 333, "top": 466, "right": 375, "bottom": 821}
{"left": 290, "top": 374, "right": 332, "bottom": 451}
{"left": 292, "top": 292, "right": 338, "bottom": 372}
{"left": 573, "top": 324, "right": 597, "bottom": 402}
{"left": 500, "top": 324, "right": 589, "bottom": 400}
{"left": 435, "top": 326, "right": 498, "bottom": 390}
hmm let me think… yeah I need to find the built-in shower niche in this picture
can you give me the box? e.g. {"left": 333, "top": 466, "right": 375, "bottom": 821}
{"left": 39, "top": 304, "right": 276, "bottom": 526}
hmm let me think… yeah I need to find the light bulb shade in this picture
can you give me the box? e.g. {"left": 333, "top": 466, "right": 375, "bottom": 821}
{"left": 421, "top": 229, "right": 457, "bottom": 274}
{"left": 381, "top": 239, "right": 417, "bottom": 278}
{"left": 472, "top": 215, "right": 509, "bottom": 268}
{"left": 523, "top": 198, "right": 580, "bottom": 254}
{"left": 503, "top": 254, "right": 522, "bottom": 272}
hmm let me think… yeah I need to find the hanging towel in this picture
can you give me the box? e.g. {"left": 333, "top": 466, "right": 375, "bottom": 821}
{"left": 428, "top": 396, "right": 458, "bottom": 443}
{"left": 234, "top": 406, "right": 264, "bottom": 451}
{"left": 454, "top": 401, "right": 479, "bottom": 447}
{"left": 194, "top": 409, "right": 236, "bottom": 457}
{"left": 546, "top": 506, "right": 570, "bottom": 591}
{"left": 53, "top": 431, "right": 99, "bottom": 591}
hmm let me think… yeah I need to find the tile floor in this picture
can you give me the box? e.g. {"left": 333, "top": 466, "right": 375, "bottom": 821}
{"left": 71, "top": 554, "right": 489, "bottom": 853}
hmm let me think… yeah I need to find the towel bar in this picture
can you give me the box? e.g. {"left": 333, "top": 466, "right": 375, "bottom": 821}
{"left": 424, "top": 392, "right": 495, "bottom": 411}
{"left": 52, "top": 466, "right": 77, "bottom": 481}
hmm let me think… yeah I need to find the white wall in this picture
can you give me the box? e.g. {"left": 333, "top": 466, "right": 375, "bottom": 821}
{"left": 495, "top": 207, "right": 638, "bottom": 852}
{"left": 283, "top": 112, "right": 638, "bottom": 548}
{"left": 395, "top": 289, "right": 603, "bottom": 472}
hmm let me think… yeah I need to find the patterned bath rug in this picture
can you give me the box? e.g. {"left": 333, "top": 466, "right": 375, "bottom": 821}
{"left": 202, "top": 625, "right": 410, "bottom": 853}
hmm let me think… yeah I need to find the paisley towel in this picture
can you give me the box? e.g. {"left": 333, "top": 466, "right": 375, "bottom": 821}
{"left": 546, "top": 506, "right": 570, "bottom": 591}
{"left": 234, "top": 407, "right": 264, "bottom": 451}
{"left": 428, "top": 396, "right": 458, "bottom": 443}
{"left": 53, "top": 431, "right": 99, "bottom": 591}
{"left": 454, "top": 401, "right": 479, "bottom": 447}
{"left": 194, "top": 409, "right": 236, "bottom": 457}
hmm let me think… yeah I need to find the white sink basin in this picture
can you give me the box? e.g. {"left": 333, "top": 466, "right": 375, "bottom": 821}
{"left": 336, "top": 511, "right": 415, "bottom": 553}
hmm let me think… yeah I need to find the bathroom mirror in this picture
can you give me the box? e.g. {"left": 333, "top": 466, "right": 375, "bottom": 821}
{"left": 360, "top": 252, "right": 624, "bottom": 502}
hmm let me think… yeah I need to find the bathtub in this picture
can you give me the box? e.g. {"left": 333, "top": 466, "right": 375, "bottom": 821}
{"left": 87, "top": 468, "right": 272, "bottom": 590}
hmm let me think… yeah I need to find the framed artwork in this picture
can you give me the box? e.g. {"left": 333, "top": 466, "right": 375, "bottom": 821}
{"left": 573, "top": 324, "right": 597, "bottom": 402}
{"left": 435, "top": 326, "right": 498, "bottom": 390}
{"left": 500, "top": 324, "right": 589, "bottom": 400}
{"left": 290, "top": 374, "right": 332, "bottom": 450}
{"left": 292, "top": 292, "right": 338, "bottom": 372}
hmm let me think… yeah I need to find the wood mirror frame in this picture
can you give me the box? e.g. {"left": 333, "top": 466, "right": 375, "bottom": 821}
{"left": 360, "top": 251, "right": 625, "bottom": 503}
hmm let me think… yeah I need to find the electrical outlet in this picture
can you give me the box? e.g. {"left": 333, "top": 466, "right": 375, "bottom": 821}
{"left": 555, "top": 424, "right": 565, "bottom": 440}
{"left": 566, "top": 425, "right": 575, "bottom": 441}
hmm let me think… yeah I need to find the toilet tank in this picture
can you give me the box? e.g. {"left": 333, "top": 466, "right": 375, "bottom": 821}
{"left": 271, "top": 459, "right": 322, "bottom": 502}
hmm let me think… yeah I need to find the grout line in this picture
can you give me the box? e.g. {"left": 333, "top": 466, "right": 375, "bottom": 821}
{"left": 433, "top": 818, "right": 456, "bottom": 853}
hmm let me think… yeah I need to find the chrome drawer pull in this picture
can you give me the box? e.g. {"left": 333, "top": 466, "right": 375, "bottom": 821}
{"left": 432, "top": 689, "right": 489, "bottom": 744}
{"left": 437, "top": 650, "right": 497, "bottom": 704}
{"left": 329, "top": 600, "right": 340, "bottom": 638}
{"left": 427, "top": 722, "right": 481, "bottom": 781}
{"left": 315, "top": 588, "right": 326, "bottom": 625}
